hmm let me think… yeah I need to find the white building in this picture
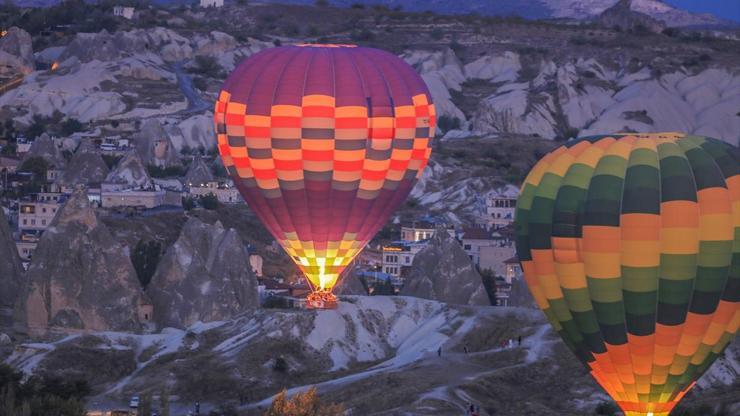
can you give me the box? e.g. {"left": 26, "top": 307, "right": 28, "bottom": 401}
{"left": 400, "top": 221, "right": 435, "bottom": 242}
{"left": 16, "top": 240, "right": 37, "bottom": 262}
{"left": 479, "top": 244, "right": 516, "bottom": 277}
{"left": 249, "top": 253, "right": 263, "bottom": 277}
{"left": 188, "top": 181, "right": 241, "bottom": 204}
{"left": 200, "top": 0, "right": 224, "bottom": 7}
{"left": 481, "top": 186, "right": 518, "bottom": 230}
{"left": 113, "top": 6, "right": 135, "bottom": 20}
{"left": 18, "top": 194, "right": 63, "bottom": 233}
{"left": 381, "top": 240, "right": 427, "bottom": 280}
{"left": 100, "top": 187, "right": 167, "bottom": 209}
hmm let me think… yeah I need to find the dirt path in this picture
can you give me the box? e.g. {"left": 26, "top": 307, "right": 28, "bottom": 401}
{"left": 244, "top": 323, "right": 552, "bottom": 415}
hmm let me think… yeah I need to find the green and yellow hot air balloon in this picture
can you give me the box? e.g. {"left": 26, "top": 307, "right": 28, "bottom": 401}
{"left": 514, "top": 133, "right": 739, "bottom": 416}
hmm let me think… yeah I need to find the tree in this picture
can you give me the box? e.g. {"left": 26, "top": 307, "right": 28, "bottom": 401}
{"left": 131, "top": 240, "right": 161, "bottom": 289}
{"left": 182, "top": 196, "right": 196, "bottom": 211}
{"left": 139, "top": 393, "right": 152, "bottom": 416}
{"left": 264, "top": 387, "right": 343, "bottom": 416}
{"left": 0, "top": 364, "right": 88, "bottom": 416}
{"left": 480, "top": 268, "right": 498, "bottom": 305}
{"left": 272, "top": 357, "right": 288, "bottom": 373}
{"left": 436, "top": 115, "right": 460, "bottom": 133}
{"left": 60, "top": 118, "right": 83, "bottom": 136}
{"left": 159, "top": 389, "right": 170, "bottom": 416}
{"left": 25, "top": 115, "right": 48, "bottom": 140}
{"left": 200, "top": 193, "right": 219, "bottom": 210}
{"left": 372, "top": 278, "right": 395, "bottom": 296}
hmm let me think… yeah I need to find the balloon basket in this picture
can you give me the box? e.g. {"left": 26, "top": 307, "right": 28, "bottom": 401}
{"left": 306, "top": 291, "right": 338, "bottom": 309}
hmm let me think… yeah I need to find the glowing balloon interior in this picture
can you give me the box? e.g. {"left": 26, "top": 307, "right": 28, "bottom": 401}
{"left": 514, "top": 133, "right": 739, "bottom": 416}
{"left": 214, "top": 44, "right": 435, "bottom": 307}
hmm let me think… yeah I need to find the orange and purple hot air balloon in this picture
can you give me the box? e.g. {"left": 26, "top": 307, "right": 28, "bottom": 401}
{"left": 214, "top": 44, "right": 435, "bottom": 308}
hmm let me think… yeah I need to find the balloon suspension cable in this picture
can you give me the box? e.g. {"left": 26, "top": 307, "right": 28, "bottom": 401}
{"left": 306, "top": 290, "right": 338, "bottom": 310}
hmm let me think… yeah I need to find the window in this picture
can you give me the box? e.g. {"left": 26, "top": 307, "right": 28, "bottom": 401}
{"left": 42, "top": 219, "right": 46, "bottom": 225}
{"left": 464, "top": 244, "right": 471, "bottom": 250}
{"left": 42, "top": 207, "right": 46, "bottom": 213}
{"left": 31, "top": 219, "right": 36, "bottom": 225}
{"left": 405, "top": 256, "right": 410, "bottom": 264}
{"left": 22, "top": 219, "right": 27, "bottom": 225}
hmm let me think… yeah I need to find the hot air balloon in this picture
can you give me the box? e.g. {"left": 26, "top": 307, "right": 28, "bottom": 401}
{"left": 514, "top": 133, "right": 738, "bottom": 416}
{"left": 214, "top": 44, "right": 435, "bottom": 308}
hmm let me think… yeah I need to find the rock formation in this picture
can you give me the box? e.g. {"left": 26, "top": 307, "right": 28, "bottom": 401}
{"left": 17, "top": 188, "right": 147, "bottom": 335}
{"left": 598, "top": 0, "right": 666, "bottom": 33}
{"left": 21, "top": 133, "right": 67, "bottom": 169}
{"left": 0, "top": 27, "right": 34, "bottom": 76}
{"left": 146, "top": 217, "right": 259, "bottom": 329}
{"left": 55, "top": 141, "right": 109, "bottom": 188}
{"left": 135, "top": 119, "right": 181, "bottom": 169}
{"left": 0, "top": 207, "right": 24, "bottom": 331}
{"left": 104, "top": 151, "right": 153, "bottom": 189}
{"left": 183, "top": 154, "right": 214, "bottom": 186}
{"left": 401, "top": 227, "right": 489, "bottom": 306}
{"left": 335, "top": 268, "right": 369, "bottom": 296}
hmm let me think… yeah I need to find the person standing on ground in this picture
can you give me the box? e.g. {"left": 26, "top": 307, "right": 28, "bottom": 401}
{"left": 518, "top": 335, "right": 522, "bottom": 346}
{"left": 438, "top": 346, "right": 442, "bottom": 357}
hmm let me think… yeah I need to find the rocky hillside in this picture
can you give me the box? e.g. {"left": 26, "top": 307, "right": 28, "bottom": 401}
{"left": 0, "top": 207, "right": 23, "bottom": 332}
{"left": 0, "top": 26, "right": 34, "bottom": 76}
{"left": 16, "top": 188, "right": 148, "bottom": 336}
{"left": 6, "top": 296, "right": 739, "bottom": 415}
{"left": 401, "top": 228, "right": 490, "bottom": 306}
{"left": 104, "top": 151, "right": 153, "bottom": 189}
{"left": 256, "top": 0, "right": 734, "bottom": 27}
{"left": 55, "top": 141, "right": 109, "bottom": 188}
{"left": 146, "top": 217, "right": 260, "bottom": 329}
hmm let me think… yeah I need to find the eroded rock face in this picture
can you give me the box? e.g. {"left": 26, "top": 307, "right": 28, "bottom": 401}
{"left": 22, "top": 133, "right": 67, "bottom": 169}
{"left": 401, "top": 228, "right": 490, "bottom": 306}
{"left": 146, "top": 217, "right": 259, "bottom": 329}
{"left": 104, "top": 151, "right": 153, "bottom": 189}
{"left": 17, "top": 188, "right": 146, "bottom": 336}
{"left": 135, "top": 119, "right": 181, "bottom": 168}
{"left": 0, "top": 208, "right": 24, "bottom": 330}
{"left": 0, "top": 27, "right": 34, "bottom": 76}
{"left": 58, "top": 28, "right": 192, "bottom": 63}
{"left": 183, "top": 154, "right": 214, "bottom": 186}
{"left": 335, "top": 269, "right": 368, "bottom": 296}
{"left": 55, "top": 141, "right": 109, "bottom": 188}
{"left": 598, "top": 0, "right": 665, "bottom": 33}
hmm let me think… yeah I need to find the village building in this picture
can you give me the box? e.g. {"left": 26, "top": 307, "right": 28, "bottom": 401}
{"left": 381, "top": 240, "right": 427, "bottom": 283}
{"left": 182, "top": 155, "right": 241, "bottom": 203}
{"left": 0, "top": 155, "right": 20, "bottom": 174}
{"left": 249, "top": 253, "right": 263, "bottom": 277}
{"left": 113, "top": 6, "right": 135, "bottom": 20}
{"left": 18, "top": 193, "right": 64, "bottom": 233}
{"left": 15, "top": 136, "right": 31, "bottom": 154}
{"left": 101, "top": 152, "right": 181, "bottom": 209}
{"left": 200, "top": 0, "right": 224, "bottom": 8}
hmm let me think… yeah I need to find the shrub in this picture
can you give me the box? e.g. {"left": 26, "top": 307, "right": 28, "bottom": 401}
{"left": 200, "top": 193, "right": 219, "bottom": 210}
{"left": 131, "top": 240, "right": 161, "bottom": 289}
{"left": 437, "top": 115, "right": 461, "bottom": 133}
{"left": 264, "top": 387, "right": 343, "bottom": 416}
{"left": 272, "top": 357, "right": 288, "bottom": 373}
{"left": 595, "top": 401, "right": 618, "bottom": 415}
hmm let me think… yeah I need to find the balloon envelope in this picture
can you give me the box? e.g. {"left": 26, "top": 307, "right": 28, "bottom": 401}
{"left": 514, "top": 133, "right": 739, "bottom": 416}
{"left": 214, "top": 44, "right": 435, "bottom": 297}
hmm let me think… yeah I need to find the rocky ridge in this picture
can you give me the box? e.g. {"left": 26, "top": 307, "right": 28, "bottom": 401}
{"left": 16, "top": 188, "right": 148, "bottom": 335}
{"left": 401, "top": 228, "right": 490, "bottom": 306}
{"left": 146, "top": 217, "right": 260, "bottom": 329}
{"left": 0, "top": 207, "right": 24, "bottom": 331}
